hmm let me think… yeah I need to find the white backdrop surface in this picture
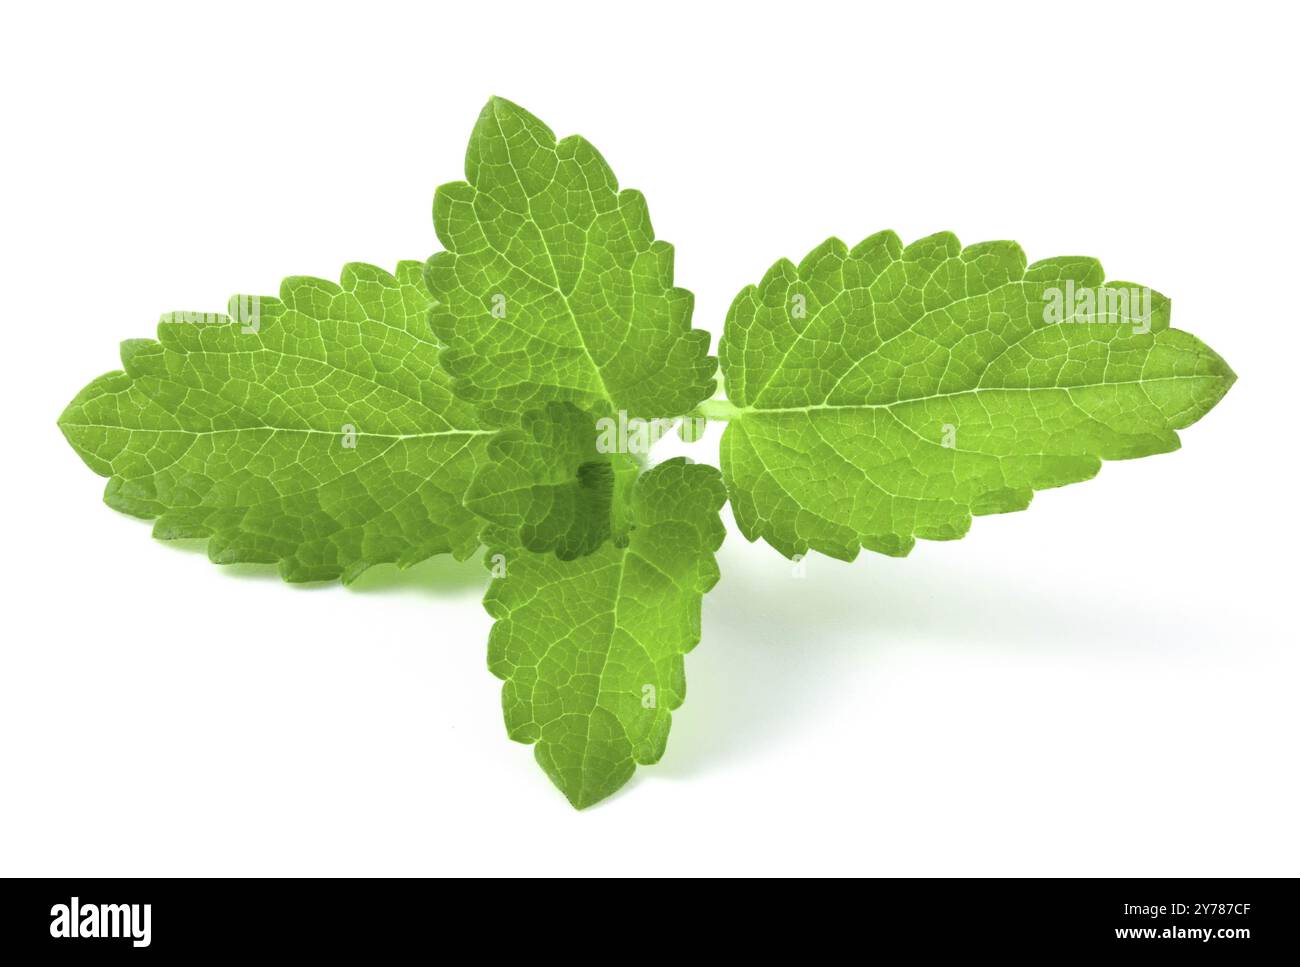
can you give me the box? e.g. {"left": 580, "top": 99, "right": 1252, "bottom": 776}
{"left": 1, "top": 1, "right": 1294, "bottom": 876}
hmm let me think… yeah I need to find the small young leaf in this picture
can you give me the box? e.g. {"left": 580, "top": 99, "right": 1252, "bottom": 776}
{"left": 426, "top": 97, "right": 716, "bottom": 426}
{"left": 719, "top": 232, "right": 1235, "bottom": 560}
{"left": 59, "top": 262, "right": 494, "bottom": 583}
{"left": 483, "top": 458, "right": 726, "bottom": 808}
{"left": 465, "top": 402, "right": 640, "bottom": 560}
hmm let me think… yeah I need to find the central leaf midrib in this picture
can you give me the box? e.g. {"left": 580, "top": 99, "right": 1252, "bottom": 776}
{"left": 741, "top": 374, "right": 1220, "bottom": 417}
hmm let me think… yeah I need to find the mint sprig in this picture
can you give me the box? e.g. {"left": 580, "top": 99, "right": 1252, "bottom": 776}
{"left": 59, "top": 98, "right": 1234, "bottom": 808}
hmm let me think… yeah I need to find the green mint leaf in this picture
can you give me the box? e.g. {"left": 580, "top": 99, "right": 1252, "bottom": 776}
{"left": 59, "top": 262, "right": 494, "bottom": 583}
{"left": 426, "top": 97, "right": 716, "bottom": 426}
{"left": 465, "top": 402, "right": 640, "bottom": 560}
{"left": 483, "top": 458, "right": 726, "bottom": 808}
{"left": 719, "top": 232, "right": 1235, "bottom": 560}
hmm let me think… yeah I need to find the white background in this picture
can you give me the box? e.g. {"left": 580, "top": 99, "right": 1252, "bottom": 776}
{"left": 2, "top": 1, "right": 1296, "bottom": 877}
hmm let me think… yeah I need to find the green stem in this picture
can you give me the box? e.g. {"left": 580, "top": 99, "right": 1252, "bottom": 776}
{"left": 694, "top": 397, "right": 743, "bottom": 422}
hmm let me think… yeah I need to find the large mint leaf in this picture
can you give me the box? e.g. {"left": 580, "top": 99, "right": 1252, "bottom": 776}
{"left": 719, "top": 232, "right": 1236, "bottom": 560}
{"left": 59, "top": 262, "right": 493, "bottom": 583}
{"left": 425, "top": 97, "right": 716, "bottom": 426}
{"left": 483, "top": 458, "right": 726, "bottom": 808}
